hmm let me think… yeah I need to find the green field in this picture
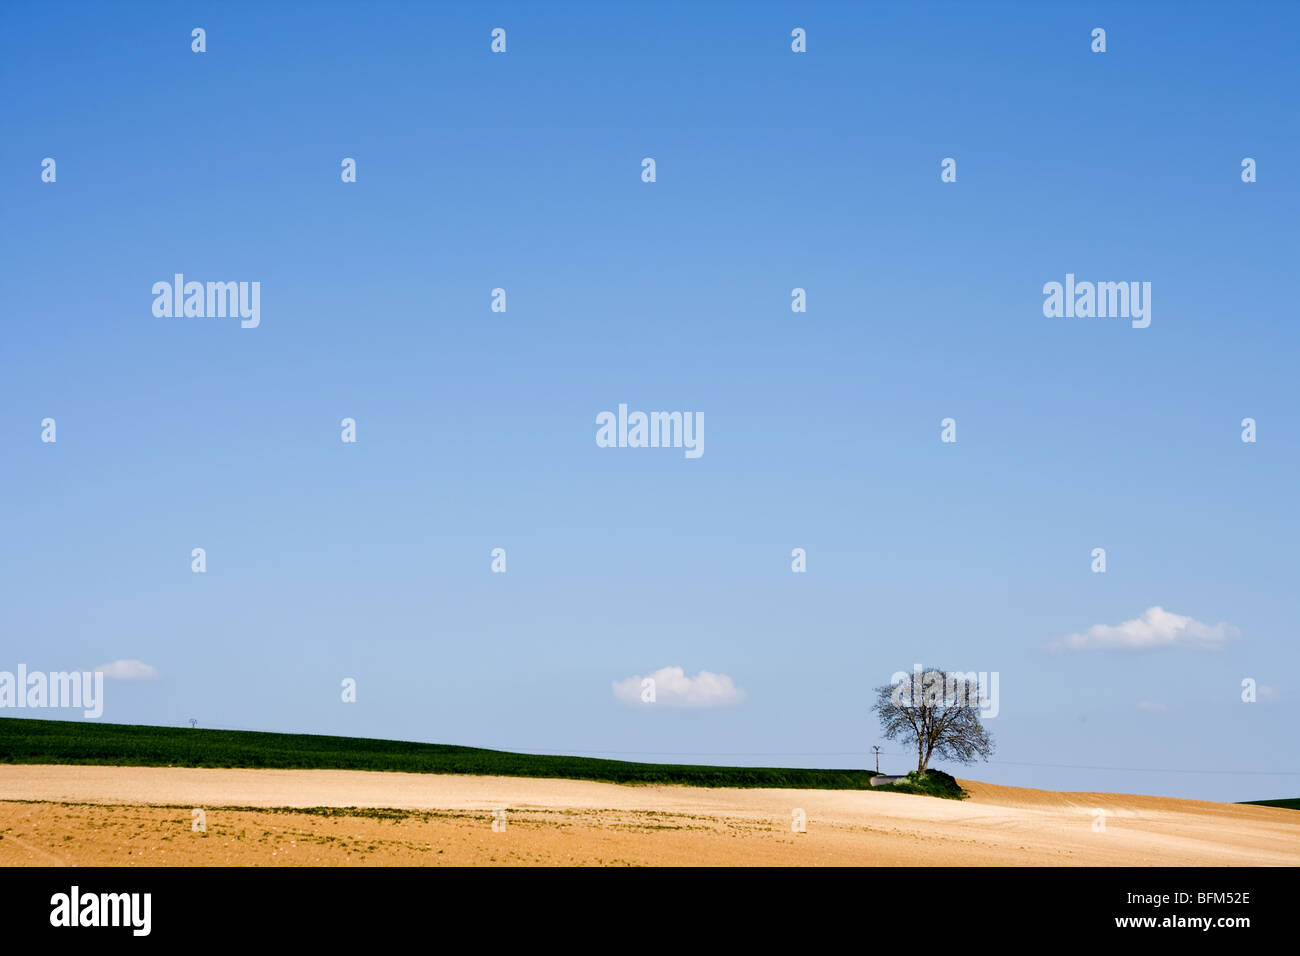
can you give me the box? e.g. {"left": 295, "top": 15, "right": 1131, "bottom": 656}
{"left": 0, "top": 717, "right": 901, "bottom": 790}
{"left": 1240, "top": 798, "right": 1300, "bottom": 811}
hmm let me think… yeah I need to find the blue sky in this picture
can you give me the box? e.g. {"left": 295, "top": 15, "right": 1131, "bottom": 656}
{"left": 1, "top": 1, "right": 1296, "bottom": 802}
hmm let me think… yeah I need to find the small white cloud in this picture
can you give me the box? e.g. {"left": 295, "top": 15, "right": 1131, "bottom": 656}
{"left": 1048, "top": 606, "right": 1240, "bottom": 653}
{"left": 612, "top": 666, "right": 744, "bottom": 708}
{"left": 1258, "top": 685, "right": 1281, "bottom": 702}
{"left": 95, "top": 659, "right": 160, "bottom": 681}
{"left": 1136, "top": 700, "right": 1167, "bottom": 713}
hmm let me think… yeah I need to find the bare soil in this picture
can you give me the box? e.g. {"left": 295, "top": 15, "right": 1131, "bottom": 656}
{"left": 0, "top": 765, "right": 1294, "bottom": 866}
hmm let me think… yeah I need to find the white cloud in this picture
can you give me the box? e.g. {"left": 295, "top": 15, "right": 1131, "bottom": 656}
{"left": 95, "top": 659, "right": 160, "bottom": 680}
{"left": 1136, "top": 700, "right": 1167, "bottom": 713}
{"left": 612, "top": 666, "right": 744, "bottom": 708}
{"left": 1048, "top": 606, "right": 1240, "bottom": 652}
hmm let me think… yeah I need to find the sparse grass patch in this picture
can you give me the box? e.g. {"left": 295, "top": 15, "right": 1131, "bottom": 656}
{"left": 872, "top": 769, "right": 967, "bottom": 800}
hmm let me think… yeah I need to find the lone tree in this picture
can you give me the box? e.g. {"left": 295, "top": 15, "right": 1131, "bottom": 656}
{"left": 872, "top": 668, "right": 995, "bottom": 773}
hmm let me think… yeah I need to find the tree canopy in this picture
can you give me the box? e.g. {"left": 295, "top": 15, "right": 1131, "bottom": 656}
{"left": 873, "top": 668, "right": 995, "bottom": 773}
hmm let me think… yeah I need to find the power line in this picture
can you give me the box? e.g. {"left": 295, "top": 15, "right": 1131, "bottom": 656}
{"left": 978, "top": 758, "right": 1300, "bottom": 777}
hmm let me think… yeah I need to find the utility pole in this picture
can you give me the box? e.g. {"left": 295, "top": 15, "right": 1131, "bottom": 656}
{"left": 872, "top": 746, "right": 881, "bottom": 774}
